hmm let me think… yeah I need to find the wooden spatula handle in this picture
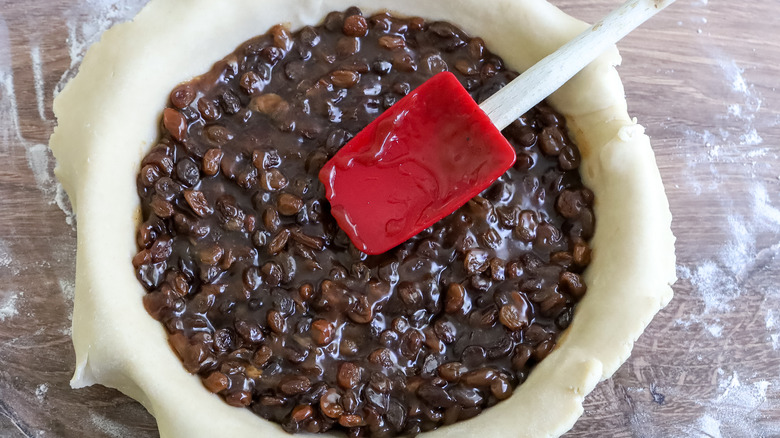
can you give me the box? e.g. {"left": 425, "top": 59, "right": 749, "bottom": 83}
{"left": 479, "top": 0, "right": 677, "bottom": 130}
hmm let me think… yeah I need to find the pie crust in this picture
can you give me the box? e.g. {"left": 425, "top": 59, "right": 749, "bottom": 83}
{"left": 49, "top": 0, "right": 676, "bottom": 436}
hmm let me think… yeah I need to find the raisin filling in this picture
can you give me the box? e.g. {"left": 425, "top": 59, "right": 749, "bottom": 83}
{"left": 134, "top": 7, "right": 594, "bottom": 437}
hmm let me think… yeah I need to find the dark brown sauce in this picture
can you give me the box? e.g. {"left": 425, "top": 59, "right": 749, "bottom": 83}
{"left": 133, "top": 7, "right": 594, "bottom": 437}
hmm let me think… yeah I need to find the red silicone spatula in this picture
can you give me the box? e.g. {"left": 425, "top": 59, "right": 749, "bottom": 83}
{"left": 319, "top": 0, "right": 677, "bottom": 255}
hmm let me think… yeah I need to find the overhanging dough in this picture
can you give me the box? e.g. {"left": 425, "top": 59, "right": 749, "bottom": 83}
{"left": 49, "top": 0, "right": 676, "bottom": 436}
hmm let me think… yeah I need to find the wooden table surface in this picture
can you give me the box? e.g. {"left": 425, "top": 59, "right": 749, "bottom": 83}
{"left": 1, "top": 0, "right": 778, "bottom": 436}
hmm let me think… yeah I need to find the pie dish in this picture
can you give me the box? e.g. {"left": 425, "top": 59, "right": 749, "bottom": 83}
{"left": 49, "top": 0, "right": 676, "bottom": 437}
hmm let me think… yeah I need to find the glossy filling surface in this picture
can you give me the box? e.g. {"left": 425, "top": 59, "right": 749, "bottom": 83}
{"left": 133, "top": 7, "right": 594, "bottom": 437}
{"left": 319, "top": 71, "right": 517, "bottom": 255}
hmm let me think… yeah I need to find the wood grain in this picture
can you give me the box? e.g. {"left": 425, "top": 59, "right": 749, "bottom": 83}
{"left": 1, "top": 0, "right": 778, "bottom": 436}
{"left": 481, "top": 0, "right": 678, "bottom": 129}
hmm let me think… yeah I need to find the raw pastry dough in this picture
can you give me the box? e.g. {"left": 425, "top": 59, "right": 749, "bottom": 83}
{"left": 49, "top": 0, "right": 676, "bottom": 436}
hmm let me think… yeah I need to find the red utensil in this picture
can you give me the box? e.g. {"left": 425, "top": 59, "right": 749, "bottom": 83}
{"left": 319, "top": 0, "right": 677, "bottom": 255}
{"left": 319, "top": 72, "right": 514, "bottom": 255}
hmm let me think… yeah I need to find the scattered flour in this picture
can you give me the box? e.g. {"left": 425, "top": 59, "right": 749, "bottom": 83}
{"left": 31, "top": 44, "right": 47, "bottom": 121}
{"left": 58, "top": 279, "right": 76, "bottom": 335}
{"left": 55, "top": 184, "right": 75, "bottom": 226}
{"left": 697, "top": 414, "right": 722, "bottom": 438}
{"left": 26, "top": 143, "right": 54, "bottom": 194}
{"left": 718, "top": 60, "right": 763, "bottom": 144}
{"left": 740, "top": 129, "right": 763, "bottom": 147}
{"left": 671, "top": 370, "right": 778, "bottom": 438}
{"left": 35, "top": 383, "right": 49, "bottom": 402}
{"left": 0, "top": 291, "right": 22, "bottom": 321}
{"left": 705, "top": 372, "right": 773, "bottom": 436}
{"left": 676, "top": 185, "right": 779, "bottom": 342}
{"left": 723, "top": 61, "right": 749, "bottom": 95}
{"left": 752, "top": 184, "right": 780, "bottom": 230}
{"left": 58, "top": 278, "right": 75, "bottom": 304}
{"left": 56, "top": 0, "right": 147, "bottom": 96}
{"left": 679, "top": 60, "right": 766, "bottom": 169}
{"left": 727, "top": 104, "right": 741, "bottom": 118}
{"left": 2, "top": 3, "right": 142, "bottom": 227}
{"left": 0, "top": 18, "right": 22, "bottom": 147}
{"left": 716, "top": 372, "right": 769, "bottom": 406}
{"left": 668, "top": 10, "right": 779, "bottom": 432}
{"left": 44, "top": 2, "right": 148, "bottom": 223}
{"left": 25, "top": 143, "right": 75, "bottom": 226}
{"left": 1, "top": 24, "right": 76, "bottom": 226}
{"left": 705, "top": 324, "right": 723, "bottom": 338}
{"left": 0, "top": 23, "right": 144, "bottom": 438}
{"left": 675, "top": 55, "right": 777, "bottom": 343}
{"left": 766, "top": 310, "right": 780, "bottom": 351}
{"left": 0, "top": 240, "right": 12, "bottom": 268}
{"left": 623, "top": 368, "right": 776, "bottom": 437}
{"left": 89, "top": 412, "right": 134, "bottom": 438}
{"left": 677, "top": 261, "right": 738, "bottom": 315}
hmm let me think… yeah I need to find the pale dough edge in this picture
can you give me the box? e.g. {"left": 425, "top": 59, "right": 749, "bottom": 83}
{"left": 49, "top": 0, "right": 676, "bottom": 436}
